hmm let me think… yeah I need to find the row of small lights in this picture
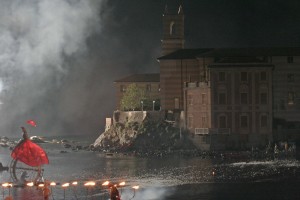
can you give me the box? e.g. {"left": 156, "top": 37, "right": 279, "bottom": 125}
{"left": 2, "top": 181, "right": 140, "bottom": 190}
{"left": 2, "top": 170, "right": 218, "bottom": 189}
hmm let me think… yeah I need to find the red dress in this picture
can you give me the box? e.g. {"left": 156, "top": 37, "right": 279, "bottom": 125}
{"left": 11, "top": 127, "right": 49, "bottom": 167}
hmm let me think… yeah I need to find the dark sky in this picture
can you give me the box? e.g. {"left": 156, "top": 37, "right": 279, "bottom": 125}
{"left": 0, "top": 0, "right": 300, "bottom": 137}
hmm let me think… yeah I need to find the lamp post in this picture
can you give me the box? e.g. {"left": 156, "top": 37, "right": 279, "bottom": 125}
{"left": 130, "top": 185, "right": 139, "bottom": 200}
{"left": 50, "top": 182, "right": 57, "bottom": 200}
{"left": 62, "top": 183, "right": 70, "bottom": 200}
{"left": 119, "top": 181, "right": 125, "bottom": 196}
{"left": 102, "top": 181, "right": 110, "bottom": 200}
{"left": 141, "top": 100, "right": 144, "bottom": 111}
{"left": 72, "top": 181, "right": 78, "bottom": 199}
{"left": 84, "top": 181, "right": 96, "bottom": 199}
{"left": 152, "top": 100, "right": 155, "bottom": 111}
{"left": 2, "top": 182, "right": 13, "bottom": 199}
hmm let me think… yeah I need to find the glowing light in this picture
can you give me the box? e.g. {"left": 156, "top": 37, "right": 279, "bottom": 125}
{"left": 132, "top": 185, "right": 139, "bottom": 190}
{"left": 2, "top": 183, "right": 12, "bottom": 188}
{"left": 27, "top": 182, "right": 34, "bottom": 187}
{"left": 72, "top": 181, "right": 78, "bottom": 186}
{"left": 62, "top": 183, "right": 70, "bottom": 188}
{"left": 212, "top": 171, "right": 216, "bottom": 176}
{"left": 38, "top": 183, "right": 45, "bottom": 187}
{"left": 50, "top": 182, "right": 56, "bottom": 186}
{"left": 102, "top": 181, "right": 109, "bottom": 186}
{"left": 119, "top": 181, "right": 125, "bottom": 186}
{"left": 0, "top": 179, "right": 140, "bottom": 192}
{"left": 84, "top": 181, "right": 95, "bottom": 186}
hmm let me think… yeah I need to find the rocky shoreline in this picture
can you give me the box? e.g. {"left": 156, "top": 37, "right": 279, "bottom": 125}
{"left": 89, "top": 118, "right": 298, "bottom": 161}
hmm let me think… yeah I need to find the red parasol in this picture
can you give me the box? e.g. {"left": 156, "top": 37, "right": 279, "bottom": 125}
{"left": 11, "top": 127, "right": 49, "bottom": 167}
{"left": 27, "top": 120, "right": 37, "bottom": 127}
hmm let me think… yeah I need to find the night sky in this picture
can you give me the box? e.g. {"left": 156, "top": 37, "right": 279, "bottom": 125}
{"left": 0, "top": 0, "right": 300, "bottom": 137}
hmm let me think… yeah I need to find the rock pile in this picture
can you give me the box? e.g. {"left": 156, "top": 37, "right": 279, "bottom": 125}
{"left": 92, "top": 120, "right": 196, "bottom": 154}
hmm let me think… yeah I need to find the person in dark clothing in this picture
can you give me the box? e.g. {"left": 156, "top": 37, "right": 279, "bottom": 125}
{"left": 110, "top": 185, "right": 120, "bottom": 200}
{"left": 0, "top": 162, "right": 8, "bottom": 171}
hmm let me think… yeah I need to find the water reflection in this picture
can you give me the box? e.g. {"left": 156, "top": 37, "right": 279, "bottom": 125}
{"left": 0, "top": 142, "right": 299, "bottom": 199}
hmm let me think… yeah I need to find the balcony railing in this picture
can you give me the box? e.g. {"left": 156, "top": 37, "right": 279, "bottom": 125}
{"left": 195, "top": 128, "right": 231, "bottom": 135}
{"left": 184, "top": 81, "right": 209, "bottom": 88}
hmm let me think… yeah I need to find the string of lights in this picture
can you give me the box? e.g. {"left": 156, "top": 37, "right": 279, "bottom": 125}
{"left": 1, "top": 180, "right": 140, "bottom": 199}
{"left": 1, "top": 180, "right": 139, "bottom": 189}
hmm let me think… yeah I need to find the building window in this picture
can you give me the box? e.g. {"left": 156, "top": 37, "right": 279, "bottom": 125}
{"left": 218, "top": 93, "right": 226, "bottom": 105}
{"left": 174, "top": 97, "right": 180, "bottom": 109}
{"left": 146, "top": 84, "right": 151, "bottom": 92}
{"left": 202, "top": 136, "right": 207, "bottom": 143}
{"left": 219, "top": 115, "right": 226, "bottom": 128}
{"left": 260, "top": 92, "right": 268, "bottom": 104}
{"left": 201, "top": 93, "right": 206, "bottom": 104}
{"left": 241, "top": 93, "right": 248, "bottom": 104}
{"left": 261, "top": 115, "right": 268, "bottom": 128}
{"left": 240, "top": 115, "right": 248, "bottom": 128}
{"left": 120, "top": 85, "right": 126, "bottom": 92}
{"left": 288, "top": 92, "right": 295, "bottom": 105}
{"left": 287, "top": 56, "right": 294, "bottom": 63}
{"left": 202, "top": 116, "right": 207, "bottom": 127}
{"left": 170, "top": 21, "right": 176, "bottom": 35}
{"left": 187, "top": 95, "right": 193, "bottom": 105}
{"left": 188, "top": 116, "right": 193, "bottom": 128}
{"left": 218, "top": 72, "right": 225, "bottom": 82}
{"left": 260, "top": 71, "right": 267, "bottom": 81}
{"left": 241, "top": 72, "right": 248, "bottom": 82}
{"left": 287, "top": 74, "right": 294, "bottom": 82}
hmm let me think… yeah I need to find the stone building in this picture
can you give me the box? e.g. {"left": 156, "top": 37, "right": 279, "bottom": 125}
{"left": 114, "top": 5, "right": 300, "bottom": 149}
{"left": 114, "top": 73, "right": 160, "bottom": 110}
{"left": 183, "top": 59, "right": 274, "bottom": 149}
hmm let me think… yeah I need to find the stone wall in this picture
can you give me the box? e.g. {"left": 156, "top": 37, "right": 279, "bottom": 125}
{"left": 113, "top": 111, "right": 164, "bottom": 125}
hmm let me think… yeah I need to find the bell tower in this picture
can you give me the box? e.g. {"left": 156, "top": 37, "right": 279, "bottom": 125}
{"left": 161, "top": 5, "right": 185, "bottom": 55}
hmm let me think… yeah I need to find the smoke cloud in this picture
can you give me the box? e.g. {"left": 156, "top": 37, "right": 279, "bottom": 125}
{"left": 0, "top": 0, "right": 105, "bottom": 136}
{"left": 5, "top": 0, "right": 295, "bottom": 137}
{"left": 0, "top": 0, "right": 163, "bottom": 137}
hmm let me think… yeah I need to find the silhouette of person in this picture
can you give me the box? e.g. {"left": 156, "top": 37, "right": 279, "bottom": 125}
{"left": 19, "top": 171, "right": 28, "bottom": 185}
{"left": 43, "top": 185, "right": 51, "bottom": 200}
{"left": 110, "top": 185, "right": 120, "bottom": 200}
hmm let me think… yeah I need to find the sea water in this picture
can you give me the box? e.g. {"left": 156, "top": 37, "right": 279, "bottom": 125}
{"left": 0, "top": 136, "right": 299, "bottom": 200}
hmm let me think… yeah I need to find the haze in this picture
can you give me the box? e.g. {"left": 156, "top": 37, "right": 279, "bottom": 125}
{"left": 0, "top": 0, "right": 299, "bottom": 137}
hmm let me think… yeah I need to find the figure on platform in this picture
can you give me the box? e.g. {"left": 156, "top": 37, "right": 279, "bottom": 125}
{"left": 42, "top": 184, "right": 51, "bottom": 200}
{"left": 110, "top": 185, "right": 121, "bottom": 200}
{"left": 19, "top": 171, "right": 28, "bottom": 185}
